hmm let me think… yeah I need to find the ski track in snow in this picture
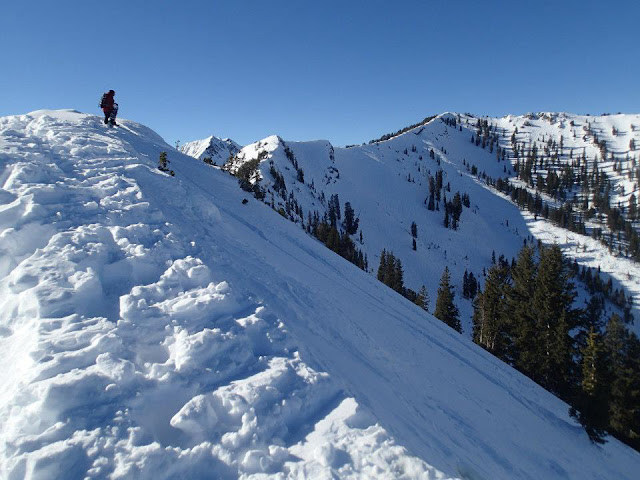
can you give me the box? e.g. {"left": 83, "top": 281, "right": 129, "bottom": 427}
{"left": 0, "top": 110, "right": 638, "bottom": 479}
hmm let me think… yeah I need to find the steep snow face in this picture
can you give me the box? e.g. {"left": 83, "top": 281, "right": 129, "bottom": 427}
{"left": 0, "top": 111, "right": 444, "bottom": 479}
{"left": 180, "top": 135, "right": 240, "bottom": 165}
{"left": 218, "top": 117, "right": 537, "bottom": 334}
{"left": 0, "top": 110, "right": 639, "bottom": 479}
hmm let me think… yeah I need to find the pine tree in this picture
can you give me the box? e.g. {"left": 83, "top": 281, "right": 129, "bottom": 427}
{"left": 377, "top": 249, "right": 388, "bottom": 283}
{"left": 468, "top": 272, "right": 478, "bottom": 299}
{"left": 605, "top": 314, "right": 640, "bottom": 449}
{"left": 434, "top": 267, "right": 461, "bottom": 333}
{"left": 377, "top": 250, "right": 404, "bottom": 295}
{"left": 530, "top": 245, "right": 577, "bottom": 398}
{"left": 328, "top": 194, "right": 341, "bottom": 227}
{"left": 463, "top": 270, "right": 469, "bottom": 298}
{"left": 428, "top": 193, "right": 435, "bottom": 211}
{"left": 509, "top": 245, "right": 538, "bottom": 376}
{"left": 391, "top": 257, "right": 405, "bottom": 294}
{"left": 570, "top": 328, "right": 610, "bottom": 444}
{"left": 451, "top": 192, "right": 463, "bottom": 229}
{"left": 158, "top": 151, "right": 175, "bottom": 176}
{"left": 414, "top": 285, "right": 430, "bottom": 312}
{"left": 472, "top": 262, "right": 511, "bottom": 359}
{"left": 343, "top": 201, "right": 359, "bottom": 234}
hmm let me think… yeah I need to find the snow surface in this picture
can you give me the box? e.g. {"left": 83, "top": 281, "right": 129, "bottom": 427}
{"left": 1, "top": 110, "right": 639, "bottom": 479}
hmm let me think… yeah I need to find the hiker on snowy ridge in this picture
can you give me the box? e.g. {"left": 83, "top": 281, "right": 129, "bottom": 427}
{"left": 99, "top": 89, "right": 118, "bottom": 126}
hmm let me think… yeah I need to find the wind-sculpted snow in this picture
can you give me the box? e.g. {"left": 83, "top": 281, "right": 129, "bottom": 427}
{"left": 0, "top": 111, "right": 452, "bottom": 479}
{"left": 0, "top": 110, "right": 638, "bottom": 479}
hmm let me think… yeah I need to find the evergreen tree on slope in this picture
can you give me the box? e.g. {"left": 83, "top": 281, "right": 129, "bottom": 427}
{"left": 530, "top": 245, "right": 578, "bottom": 399}
{"left": 508, "top": 245, "right": 538, "bottom": 375}
{"left": 570, "top": 328, "right": 610, "bottom": 444}
{"left": 435, "top": 267, "right": 461, "bottom": 333}
{"left": 472, "top": 262, "right": 511, "bottom": 360}
{"left": 605, "top": 314, "right": 640, "bottom": 449}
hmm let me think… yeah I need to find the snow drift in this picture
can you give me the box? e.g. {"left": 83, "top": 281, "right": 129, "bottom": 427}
{"left": 0, "top": 110, "right": 638, "bottom": 479}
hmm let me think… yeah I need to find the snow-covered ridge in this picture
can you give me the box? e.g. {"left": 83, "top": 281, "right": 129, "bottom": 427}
{"left": 0, "top": 111, "right": 444, "bottom": 479}
{"left": 1, "top": 110, "right": 638, "bottom": 479}
{"left": 180, "top": 134, "right": 240, "bottom": 165}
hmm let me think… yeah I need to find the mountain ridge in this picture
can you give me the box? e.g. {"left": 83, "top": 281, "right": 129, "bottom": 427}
{"left": 0, "top": 109, "right": 639, "bottom": 479}
{"left": 189, "top": 112, "right": 640, "bottom": 337}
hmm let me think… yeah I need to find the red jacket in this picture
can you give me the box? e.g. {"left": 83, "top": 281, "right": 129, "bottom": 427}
{"left": 102, "top": 92, "right": 115, "bottom": 113}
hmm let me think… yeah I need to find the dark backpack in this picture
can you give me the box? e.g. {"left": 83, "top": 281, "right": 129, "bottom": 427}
{"left": 99, "top": 93, "right": 108, "bottom": 108}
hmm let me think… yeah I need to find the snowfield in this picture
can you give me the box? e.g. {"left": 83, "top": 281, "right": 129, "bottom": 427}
{"left": 0, "top": 110, "right": 638, "bottom": 479}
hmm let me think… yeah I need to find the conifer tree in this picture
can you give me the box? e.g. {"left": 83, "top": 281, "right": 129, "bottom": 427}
{"left": 467, "top": 272, "right": 478, "bottom": 299}
{"left": 377, "top": 249, "right": 388, "bottom": 283}
{"left": 463, "top": 270, "right": 469, "bottom": 298}
{"left": 530, "top": 245, "right": 577, "bottom": 398}
{"left": 508, "top": 245, "right": 538, "bottom": 375}
{"left": 428, "top": 193, "right": 435, "bottom": 211}
{"left": 415, "top": 285, "right": 430, "bottom": 312}
{"left": 328, "top": 194, "right": 341, "bottom": 227}
{"left": 158, "top": 151, "right": 175, "bottom": 176}
{"left": 472, "top": 262, "right": 511, "bottom": 359}
{"left": 570, "top": 328, "right": 610, "bottom": 444}
{"left": 377, "top": 250, "right": 405, "bottom": 295}
{"left": 605, "top": 314, "right": 640, "bottom": 449}
{"left": 451, "top": 192, "right": 463, "bottom": 229}
{"left": 343, "top": 202, "right": 359, "bottom": 234}
{"left": 434, "top": 267, "right": 461, "bottom": 333}
{"left": 391, "top": 257, "right": 405, "bottom": 294}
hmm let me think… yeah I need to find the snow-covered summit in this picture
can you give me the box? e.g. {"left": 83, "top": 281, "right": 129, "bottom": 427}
{"left": 0, "top": 110, "right": 639, "bottom": 479}
{"left": 180, "top": 134, "right": 241, "bottom": 165}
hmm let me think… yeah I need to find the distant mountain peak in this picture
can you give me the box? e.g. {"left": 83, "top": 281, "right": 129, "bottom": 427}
{"left": 180, "top": 134, "right": 241, "bottom": 164}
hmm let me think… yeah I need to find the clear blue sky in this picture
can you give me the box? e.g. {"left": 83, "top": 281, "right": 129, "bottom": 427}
{"left": 1, "top": 0, "right": 638, "bottom": 147}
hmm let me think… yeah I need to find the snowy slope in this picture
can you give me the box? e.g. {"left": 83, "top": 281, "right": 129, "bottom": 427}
{"left": 493, "top": 112, "right": 640, "bottom": 213}
{"left": 180, "top": 135, "right": 240, "bottom": 165}
{"left": 488, "top": 112, "right": 640, "bottom": 323}
{"left": 200, "top": 112, "right": 640, "bottom": 336}
{"left": 216, "top": 120, "right": 525, "bottom": 336}
{"left": 1, "top": 110, "right": 639, "bottom": 479}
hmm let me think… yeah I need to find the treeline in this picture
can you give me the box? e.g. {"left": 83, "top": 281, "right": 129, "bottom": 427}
{"left": 465, "top": 115, "right": 640, "bottom": 259}
{"left": 377, "top": 251, "right": 463, "bottom": 333}
{"left": 307, "top": 207, "right": 368, "bottom": 271}
{"left": 510, "top": 124, "right": 640, "bottom": 258}
{"left": 377, "top": 249, "right": 428, "bottom": 309}
{"left": 491, "top": 176, "right": 640, "bottom": 260}
{"left": 472, "top": 243, "right": 640, "bottom": 447}
{"left": 302, "top": 193, "right": 367, "bottom": 271}
{"left": 225, "top": 146, "right": 367, "bottom": 272}
{"left": 368, "top": 115, "right": 437, "bottom": 144}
